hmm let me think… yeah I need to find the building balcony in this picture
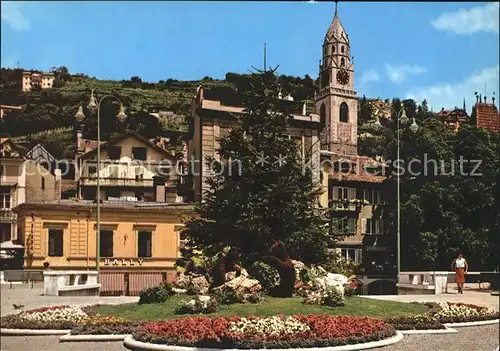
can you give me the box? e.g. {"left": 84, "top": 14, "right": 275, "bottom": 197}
{"left": 330, "top": 199, "right": 368, "bottom": 212}
{"left": 80, "top": 177, "right": 178, "bottom": 188}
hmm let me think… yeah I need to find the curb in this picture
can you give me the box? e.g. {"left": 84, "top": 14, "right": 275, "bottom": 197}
{"left": 0, "top": 328, "right": 71, "bottom": 336}
{"left": 399, "top": 326, "right": 457, "bottom": 334}
{"left": 123, "top": 332, "right": 404, "bottom": 351}
{"left": 60, "top": 333, "right": 130, "bottom": 342}
{"left": 444, "top": 319, "right": 499, "bottom": 327}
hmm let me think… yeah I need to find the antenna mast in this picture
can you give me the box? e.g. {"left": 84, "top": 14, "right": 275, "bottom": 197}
{"left": 264, "top": 42, "right": 267, "bottom": 73}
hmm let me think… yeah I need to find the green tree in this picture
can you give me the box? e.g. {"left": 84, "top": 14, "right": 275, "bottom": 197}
{"left": 181, "top": 68, "right": 339, "bottom": 264}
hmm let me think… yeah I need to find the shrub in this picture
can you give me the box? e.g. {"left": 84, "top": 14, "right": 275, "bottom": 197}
{"left": 247, "top": 261, "right": 279, "bottom": 292}
{"left": 212, "top": 287, "right": 244, "bottom": 305}
{"left": 138, "top": 283, "right": 174, "bottom": 305}
{"left": 303, "top": 285, "right": 345, "bottom": 307}
{"left": 385, "top": 314, "right": 445, "bottom": 330}
{"left": 175, "top": 295, "right": 218, "bottom": 315}
{"left": 211, "top": 285, "right": 262, "bottom": 305}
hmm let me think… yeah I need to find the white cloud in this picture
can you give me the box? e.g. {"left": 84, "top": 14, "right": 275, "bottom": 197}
{"left": 431, "top": 3, "right": 499, "bottom": 35}
{"left": 359, "top": 69, "right": 380, "bottom": 85}
{"left": 1, "top": 2, "right": 30, "bottom": 31}
{"left": 406, "top": 65, "right": 500, "bottom": 113}
{"left": 385, "top": 64, "right": 427, "bottom": 84}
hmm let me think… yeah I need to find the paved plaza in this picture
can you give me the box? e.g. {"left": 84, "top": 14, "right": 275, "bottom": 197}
{"left": 0, "top": 285, "right": 498, "bottom": 351}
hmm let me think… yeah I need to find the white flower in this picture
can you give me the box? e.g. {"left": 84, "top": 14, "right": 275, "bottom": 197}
{"left": 229, "top": 316, "right": 309, "bottom": 336}
{"left": 20, "top": 306, "right": 89, "bottom": 323}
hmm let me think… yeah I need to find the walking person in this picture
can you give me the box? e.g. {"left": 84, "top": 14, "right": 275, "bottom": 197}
{"left": 451, "top": 252, "right": 468, "bottom": 294}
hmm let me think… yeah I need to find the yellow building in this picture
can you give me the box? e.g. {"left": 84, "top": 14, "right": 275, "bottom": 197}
{"left": 13, "top": 200, "right": 193, "bottom": 271}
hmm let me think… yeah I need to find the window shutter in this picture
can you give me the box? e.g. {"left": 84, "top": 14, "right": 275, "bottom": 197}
{"left": 376, "top": 220, "right": 383, "bottom": 234}
{"left": 333, "top": 187, "right": 339, "bottom": 200}
{"left": 361, "top": 218, "right": 367, "bottom": 234}
{"left": 348, "top": 218, "right": 356, "bottom": 233}
{"left": 348, "top": 188, "right": 356, "bottom": 200}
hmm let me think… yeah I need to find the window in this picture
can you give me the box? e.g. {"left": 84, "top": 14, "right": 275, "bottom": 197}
{"left": 340, "top": 248, "right": 362, "bottom": 263}
{"left": 332, "top": 187, "right": 356, "bottom": 201}
{"left": 108, "top": 165, "right": 119, "bottom": 178}
{"left": 331, "top": 45, "right": 335, "bottom": 53}
{"left": 319, "top": 104, "right": 326, "bottom": 125}
{"left": 339, "top": 102, "right": 349, "bottom": 123}
{"left": 48, "top": 229, "right": 63, "bottom": 257}
{"left": 132, "top": 147, "right": 147, "bottom": 161}
{"left": 340, "top": 58, "right": 345, "bottom": 66}
{"left": 336, "top": 218, "right": 357, "bottom": 233}
{"left": 138, "top": 231, "right": 152, "bottom": 257}
{"left": 0, "top": 165, "right": 4, "bottom": 176}
{"left": 289, "top": 135, "right": 303, "bottom": 160}
{"left": 0, "top": 193, "right": 11, "bottom": 209}
{"left": 135, "top": 166, "right": 144, "bottom": 181}
{"left": 88, "top": 166, "right": 97, "bottom": 176}
{"left": 365, "top": 218, "right": 384, "bottom": 235}
{"left": 107, "top": 188, "right": 120, "bottom": 199}
{"left": 334, "top": 161, "right": 352, "bottom": 173}
{"left": 108, "top": 146, "right": 121, "bottom": 160}
{"left": 41, "top": 177, "right": 45, "bottom": 190}
{"left": 364, "top": 189, "right": 382, "bottom": 205}
{"left": 341, "top": 45, "right": 345, "bottom": 53}
{"left": 99, "top": 230, "right": 114, "bottom": 257}
{"left": 135, "top": 190, "right": 144, "bottom": 200}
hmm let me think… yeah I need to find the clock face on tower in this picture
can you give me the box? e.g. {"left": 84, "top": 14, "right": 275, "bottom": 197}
{"left": 336, "top": 69, "right": 349, "bottom": 85}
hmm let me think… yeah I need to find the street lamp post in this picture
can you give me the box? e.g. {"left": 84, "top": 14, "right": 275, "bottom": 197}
{"left": 374, "top": 106, "right": 418, "bottom": 283}
{"left": 75, "top": 90, "right": 127, "bottom": 277}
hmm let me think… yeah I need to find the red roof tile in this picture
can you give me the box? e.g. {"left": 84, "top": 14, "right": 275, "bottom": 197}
{"left": 476, "top": 103, "right": 499, "bottom": 132}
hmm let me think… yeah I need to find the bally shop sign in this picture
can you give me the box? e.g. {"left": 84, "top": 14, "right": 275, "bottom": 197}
{"left": 103, "top": 258, "right": 145, "bottom": 266}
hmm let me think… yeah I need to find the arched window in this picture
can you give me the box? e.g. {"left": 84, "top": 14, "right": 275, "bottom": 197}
{"left": 332, "top": 45, "right": 335, "bottom": 53}
{"left": 340, "top": 58, "right": 345, "bottom": 66}
{"left": 339, "top": 102, "right": 349, "bottom": 123}
{"left": 341, "top": 45, "right": 345, "bottom": 53}
{"left": 320, "top": 103, "right": 326, "bottom": 125}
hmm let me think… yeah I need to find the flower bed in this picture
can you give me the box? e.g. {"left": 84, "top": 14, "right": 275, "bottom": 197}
{"left": 133, "top": 314, "right": 396, "bottom": 349}
{"left": 427, "top": 302, "right": 499, "bottom": 324}
{"left": 0, "top": 305, "right": 141, "bottom": 335}
{"left": 385, "top": 314, "right": 445, "bottom": 330}
{"left": 0, "top": 305, "right": 90, "bottom": 330}
{"left": 70, "top": 315, "right": 142, "bottom": 335}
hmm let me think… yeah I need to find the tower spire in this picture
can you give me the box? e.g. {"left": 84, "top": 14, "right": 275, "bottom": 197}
{"left": 335, "top": 1, "right": 338, "bottom": 16}
{"left": 463, "top": 98, "right": 466, "bottom": 111}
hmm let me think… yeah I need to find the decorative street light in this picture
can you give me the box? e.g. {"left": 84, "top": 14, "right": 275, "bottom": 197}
{"left": 374, "top": 105, "right": 418, "bottom": 284}
{"left": 74, "top": 90, "right": 127, "bottom": 277}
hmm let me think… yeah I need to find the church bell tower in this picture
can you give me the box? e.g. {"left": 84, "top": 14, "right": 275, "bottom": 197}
{"left": 315, "top": 2, "right": 358, "bottom": 155}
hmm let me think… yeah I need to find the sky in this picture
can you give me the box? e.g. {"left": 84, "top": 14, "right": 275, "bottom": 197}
{"left": 1, "top": 1, "right": 499, "bottom": 113}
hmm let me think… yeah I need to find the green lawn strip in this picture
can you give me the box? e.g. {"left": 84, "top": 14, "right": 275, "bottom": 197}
{"left": 90, "top": 296, "right": 428, "bottom": 321}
